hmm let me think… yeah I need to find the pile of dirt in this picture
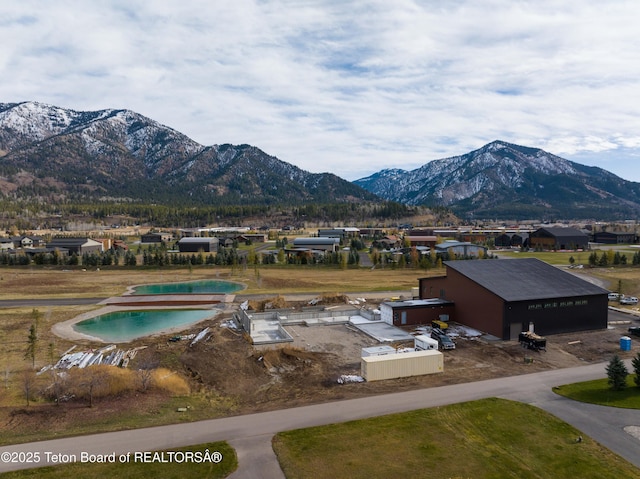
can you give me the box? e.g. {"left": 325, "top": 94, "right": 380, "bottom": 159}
{"left": 319, "top": 293, "right": 350, "bottom": 304}
{"left": 247, "top": 295, "right": 289, "bottom": 312}
{"left": 173, "top": 322, "right": 342, "bottom": 410}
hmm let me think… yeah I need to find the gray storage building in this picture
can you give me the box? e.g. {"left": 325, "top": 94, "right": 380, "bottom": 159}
{"left": 47, "top": 237, "right": 103, "bottom": 255}
{"left": 529, "top": 227, "right": 588, "bottom": 250}
{"left": 177, "top": 237, "right": 219, "bottom": 253}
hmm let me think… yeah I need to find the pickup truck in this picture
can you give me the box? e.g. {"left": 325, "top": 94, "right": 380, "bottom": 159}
{"left": 430, "top": 328, "right": 455, "bottom": 350}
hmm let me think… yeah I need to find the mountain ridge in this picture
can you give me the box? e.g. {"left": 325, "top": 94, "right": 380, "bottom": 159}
{"left": 0, "top": 101, "right": 377, "bottom": 206}
{"left": 354, "top": 140, "right": 640, "bottom": 219}
{"left": 3, "top": 101, "right": 639, "bottom": 220}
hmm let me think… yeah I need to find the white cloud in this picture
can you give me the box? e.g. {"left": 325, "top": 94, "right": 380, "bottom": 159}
{"left": 2, "top": 1, "right": 640, "bottom": 181}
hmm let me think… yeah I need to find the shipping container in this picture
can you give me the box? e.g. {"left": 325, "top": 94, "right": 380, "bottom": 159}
{"left": 361, "top": 350, "right": 444, "bottom": 382}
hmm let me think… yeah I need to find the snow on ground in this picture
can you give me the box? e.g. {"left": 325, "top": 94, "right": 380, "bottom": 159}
{"left": 447, "top": 324, "right": 483, "bottom": 339}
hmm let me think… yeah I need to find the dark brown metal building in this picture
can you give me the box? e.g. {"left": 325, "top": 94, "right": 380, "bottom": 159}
{"left": 419, "top": 258, "right": 608, "bottom": 340}
{"left": 529, "top": 227, "right": 588, "bottom": 250}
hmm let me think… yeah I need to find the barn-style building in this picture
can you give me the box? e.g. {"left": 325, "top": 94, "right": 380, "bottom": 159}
{"left": 529, "top": 227, "right": 588, "bottom": 250}
{"left": 419, "top": 258, "right": 609, "bottom": 340}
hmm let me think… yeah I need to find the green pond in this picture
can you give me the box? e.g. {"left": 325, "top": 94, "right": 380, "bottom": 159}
{"left": 131, "top": 279, "right": 243, "bottom": 295}
{"left": 74, "top": 309, "right": 217, "bottom": 342}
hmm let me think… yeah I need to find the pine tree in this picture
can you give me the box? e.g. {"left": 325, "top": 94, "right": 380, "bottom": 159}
{"left": 606, "top": 355, "right": 629, "bottom": 391}
{"left": 632, "top": 351, "right": 640, "bottom": 388}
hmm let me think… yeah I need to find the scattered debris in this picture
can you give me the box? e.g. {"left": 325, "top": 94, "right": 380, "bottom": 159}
{"left": 168, "top": 333, "right": 196, "bottom": 343}
{"left": 190, "top": 327, "right": 211, "bottom": 347}
{"left": 220, "top": 319, "right": 240, "bottom": 330}
{"left": 46, "top": 346, "right": 147, "bottom": 371}
{"left": 337, "top": 374, "right": 365, "bottom": 384}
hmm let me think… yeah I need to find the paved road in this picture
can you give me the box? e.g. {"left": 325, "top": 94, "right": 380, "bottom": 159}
{"left": 0, "top": 290, "right": 411, "bottom": 308}
{"left": 0, "top": 360, "right": 637, "bottom": 476}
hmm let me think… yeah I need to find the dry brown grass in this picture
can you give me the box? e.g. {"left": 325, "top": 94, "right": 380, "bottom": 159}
{"left": 0, "top": 265, "right": 436, "bottom": 299}
{"left": 152, "top": 367, "right": 190, "bottom": 395}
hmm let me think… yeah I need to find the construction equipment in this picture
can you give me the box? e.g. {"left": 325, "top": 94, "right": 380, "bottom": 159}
{"left": 431, "top": 319, "right": 449, "bottom": 331}
{"left": 519, "top": 331, "right": 546, "bottom": 351}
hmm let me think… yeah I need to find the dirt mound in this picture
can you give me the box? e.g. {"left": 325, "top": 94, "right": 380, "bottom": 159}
{"left": 320, "top": 293, "right": 349, "bottom": 304}
{"left": 247, "top": 295, "right": 289, "bottom": 311}
{"left": 256, "top": 346, "right": 329, "bottom": 371}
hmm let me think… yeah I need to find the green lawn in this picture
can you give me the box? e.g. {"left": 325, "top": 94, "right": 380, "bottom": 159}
{"left": 0, "top": 442, "right": 237, "bottom": 479}
{"left": 495, "top": 250, "right": 589, "bottom": 265}
{"left": 273, "top": 398, "right": 639, "bottom": 479}
{"left": 553, "top": 376, "right": 640, "bottom": 409}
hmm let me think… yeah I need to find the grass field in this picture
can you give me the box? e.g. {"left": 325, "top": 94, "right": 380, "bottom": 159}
{"left": 0, "top": 441, "right": 237, "bottom": 479}
{"left": 0, "top": 265, "right": 436, "bottom": 299}
{"left": 273, "top": 398, "right": 640, "bottom": 479}
{"left": 553, "top": 376, "right": 640, "bottom": 408}
{"left": 496, "top": 250, "right": 591, "bottom": 265}
{"left": 2, "top": 261, "right": 640, "bottom": 478}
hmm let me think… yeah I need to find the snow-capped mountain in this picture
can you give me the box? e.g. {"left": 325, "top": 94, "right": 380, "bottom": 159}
{"left": 354, "top": 140, "right": 640, "bottom": 219}
{"left": 0, "top": 101, "right": 376, "bottom": 205}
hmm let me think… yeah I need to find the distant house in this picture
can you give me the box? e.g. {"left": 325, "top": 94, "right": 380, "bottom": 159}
{"left": 239, "top": 233, "right": 267, "bottom": 243}
{"left": 407, "top": 229, "right": 434, "bottom": 236}
{"left": 593, "top": 231, "right": 636, "bottom": 244}
{"left": 317, "top": 228, "right": 360, "bottom": 239}
{"left": 405, "top": 235, "right": 437, "bottom": 248}
{"left": 291, "top": 237, "right": 340, "bottom": 252}
{"left": 375, "top": 235, "right": 401, "bottom": 250}
{"left": 511, "top": 232, "right": 529, "bottom": 248}
{"left": 113, "top": 239, "right": 128, "bottom": 251}
{"left": 177, "top": 237, "right": 219, "bottom": 253}
{"left": 529, "top": 227, "right": 588, "bottom": 250}
{"left": 10, "top": 236, "right": 44, "bottom": 249}
{"left": 141, "top": 232, "right": 173, "bottom": 243}
{"left": 359, "top": 228, "right": 385, "bottom": 239}
{"left": 97, "top": 238, "right": 113, "bottom": 251}
{"left": 0, "top": 237, "right": 14, "bottom": 250}
{"left": 47, "top": 237, "right": 103, "bottom": 255}
{"left": 494, "top": 233, "right": 513, "bottom": 248}
{"left": 494, "top": 232, "right": 529, "bottom": 248}
{"left": 459, "top": 231, "right": 488, "bottom": 243}
{"left": 435, "top": 240, "right": 487, "bottom": 258}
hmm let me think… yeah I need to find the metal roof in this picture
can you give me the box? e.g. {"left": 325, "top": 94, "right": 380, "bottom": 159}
{"left": 533, "top": 227, "right": 587, "bottom": 238}
{"left": 443, "top": 258, "right": 609, "bottom": 302}
{"left": 48, "top": 238, "right": 102, "bottom": 246}
{"left": 382, "top": 298, "right": 453, "bottom": 309}
{"left": 178, "top": 237, "right": 219, "bottom": 243}
{"left": 293, "top": 237, "right": 340, "bottom": 245}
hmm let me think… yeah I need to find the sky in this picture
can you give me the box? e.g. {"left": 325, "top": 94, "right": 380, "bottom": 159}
{"left": 2, "top": 1, "right": 640, "bottom": 182}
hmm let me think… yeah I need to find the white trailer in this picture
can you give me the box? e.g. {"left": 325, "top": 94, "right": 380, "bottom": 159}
{"left": 414, "top": 334, "right": 439, "bottom": 350}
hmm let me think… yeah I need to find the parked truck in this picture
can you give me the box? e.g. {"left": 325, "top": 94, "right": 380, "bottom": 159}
{"left": 518, "top": 331, "right": 546, "bottom": 351}
{"left": 430, "top": 328, "right": 455, "bottom": 350}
